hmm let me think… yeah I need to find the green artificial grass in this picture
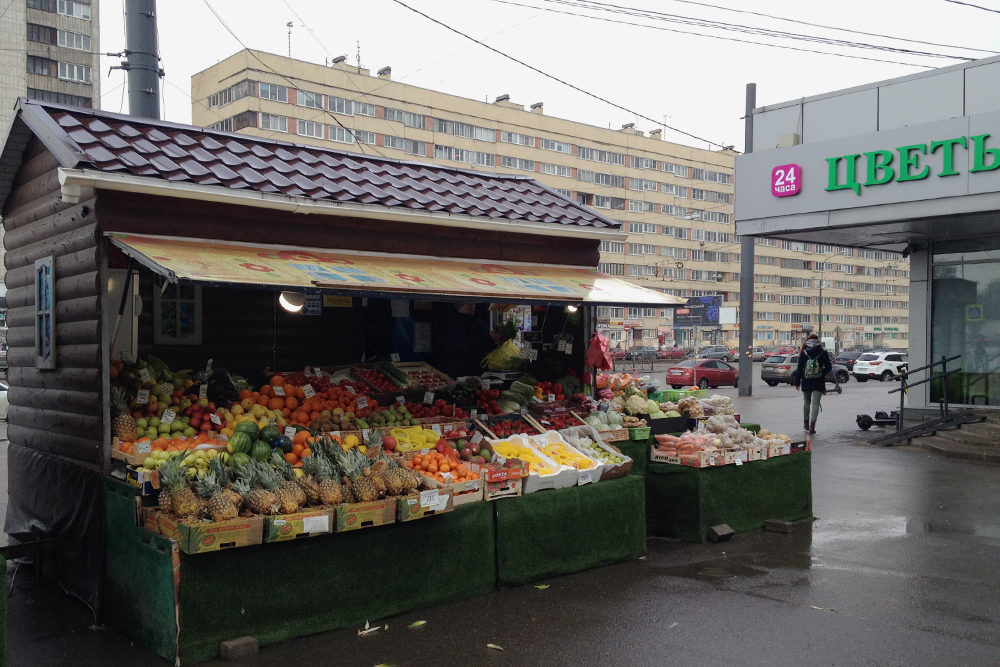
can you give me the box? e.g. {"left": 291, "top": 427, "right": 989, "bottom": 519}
{"left": 645, "top": 452, "right": 812, "bottom": 543}
{"left": 613, "top": 438, "right": 650, "bottom": 477}
{"left": 495, "top": 475, "right": 646, "bottom": 587}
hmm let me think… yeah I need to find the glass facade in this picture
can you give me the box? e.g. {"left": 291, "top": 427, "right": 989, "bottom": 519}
{"left": 931, "top": 238, "right": 1000, "bottom": 405}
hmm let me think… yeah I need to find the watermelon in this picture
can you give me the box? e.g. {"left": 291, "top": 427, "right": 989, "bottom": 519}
{"left": 251, "top": 439, "right": 271, "bottom": 462}
{"left": 273, "top": 435, "right": 293, "bottom": 454}
{"left": 231, "top": 452, "right": 251, "bottom": 468}
{"left": 227, "top": 432, "right": 252, "bottom": 455}
{"left": 234, "top": 420, "right": 260, "bottom": 440}
{"left": 259, "top": 423, "right": 281, "bottom": 444}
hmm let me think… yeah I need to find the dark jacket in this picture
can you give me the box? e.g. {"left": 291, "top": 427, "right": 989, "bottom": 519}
{"left": 794, "top": 345, "right": 833, "bottom": 393}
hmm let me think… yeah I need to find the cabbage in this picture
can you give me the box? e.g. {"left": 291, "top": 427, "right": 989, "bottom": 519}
{"left": 663, "top": 411, "right": 681, "bottom": 418}
{"left": 646, "top": 399, "right": 660, "bottom": 414}
{"left": 606, "top": 411, "right": 623, "bottom": 426}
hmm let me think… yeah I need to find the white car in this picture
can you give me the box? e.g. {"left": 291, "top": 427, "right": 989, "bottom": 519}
{"left": 852, "top": 352, "right": 908, "bottom": 382}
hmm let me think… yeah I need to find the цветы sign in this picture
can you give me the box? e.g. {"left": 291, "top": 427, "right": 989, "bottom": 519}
{"left": 826, "top": 134, "right": 1000, "bottom": 195}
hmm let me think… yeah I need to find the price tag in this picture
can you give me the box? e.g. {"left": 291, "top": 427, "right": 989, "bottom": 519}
{"left": 302, "top": 514, "right": 330, "bottom": 534}
{"left": 708, "top": 454, "right": 716, "bottom": 466}
{"left": 302, "top": 384, "right": 316, "bottom": 398}
{"left": 424, "top": 392, "right": 435, "bottom": 405}
{"left": 362, "top": 429, "right": 371, "bottom": 443}
{"left": 272, "top": 519, "right": 287, "bottom": 527}
{"left": 206, "top": 358, "right": 213, "bottom": 371}
{"left": 138, "top": 368, "right": 150, "bottom": 382}
{"left": 396, "top": 395, "right": 405, "bottom": 405}
{"left": 527, "top": 348, "right": 539, "bottom": 361}
{"left": 136, "top": 390, "right": 150, "bottom": 405}
{"left": 199, "top": 384, "right": 208, "bottom": 399}
{"left": 407, "top": 498, "right": 418, "bottom": 506}
{"left": 272, "top": 385, "right": 285, "bottom": 397}
{"left": 565, "top": 343, "right": 573, "bottom": 355}
{"left": 420, "top": 489, "right": 440, "bottom": 508}
{"left": 391, "top": 353, "right": 400, "bottom": 362}
{"left": 268, "top": 418, "right": 276, "bottom": 425}
{"left": 136, "top": 440, "right": 152, "bottom": 455}
{"left": 161, "top": 410, "right": 176, "bottom": 425}
{"left": 346, "top": 385, "right": 357, "bottom": 396}
{"left": 578, "top": 471, "right": 592, "bottom": 486}
{"left": 734, "top": 455, "right": 743, "bottom": 466}
{"left": 285, "top": 426, "right": 296, "bottom": 439}
{"left": 520, "top": 407, "right": 528, "bottom": 415}
{"left": 466, "top": 479, "right": 479, "bottom": 491}
{"left": 210, "top": 413, "right": 222, "bottom": 425}
{"left": 760, "top": 448, "right": 768, "bottom": 460}
{"left": 532, "top": 396, "right": 542, "bottom": 404}
{"left": 471, "top": 431, "right": 484, "bottom": 445}
{"left": 547, "top": 393, "right": 556, "bottom": 402}
{"left": 160, "top": 383, "right": 172, "bottom": 396}
{"left": 420, "top": 449, "right": 430, "bottom": 455}
{"left": 470, "top": 408, "right": 478, "bottom": 418}
{"left": 356, "top": 396, "right": 368, "bottom": 409}
{"left": 441, "top": 472, "right": 454, "bottom": 482}
{"left": 557, "top": 340, "right": 566, "bottom": 352}
{"left": 431, "top": 424, "right": 442, "bottom": 435}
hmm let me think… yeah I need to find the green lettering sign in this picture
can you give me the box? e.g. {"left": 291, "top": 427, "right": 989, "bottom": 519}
{"left": 864, "top": 150, "right": 895, "bottom": 186}
{"left": 929, "top": 136, "right": 967, "bottom": 177}
{"left": 897, "top": 144, "right": 930, "bottom": 182}
{"left": 970, "top": 133, "right": 1000, "bottom": 173}
{"left": 825, "top": 154, "right": 861, "bottom": 196}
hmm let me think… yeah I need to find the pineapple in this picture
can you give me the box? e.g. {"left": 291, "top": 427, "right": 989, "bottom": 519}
{"left": 193, "top": 472, "right": 238, "bottom": 522}
{"left": 314, "top": 455, "right": 344, "bottom": 506}
{"left": 111, "top": 386, "right": 138, "bottom": 443}
{"left": 208, "top": 456, "right": 243, "bottom": 510}
{"left": 158, "top": 456, "right": 200, "bottom": 518}
{"left": 234, "top": 463, "right": 279, "bottom": 515}
{"left": 368, "top": 428, "right": 384, "bottom": 452}
{"left": 382, "top": 456, "right": 409, "bottom": 496}
{"left": 338, "top": 450, "right": 378, "bottom": 502}
{"left": 257, "top": 462, "right": 299, "bottom": 514}
{"left": 271, "top": 453, "right": 307, "bottom": 508}
{"left": 297, "top": 455, "right": 323, "bottom": 505}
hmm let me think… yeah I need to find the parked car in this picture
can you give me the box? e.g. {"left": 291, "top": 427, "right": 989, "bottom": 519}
{"left": 760, "top": 355, "right": 849, "bottom": 386}
{"left": 695, "top": 345, "right": 735, "bottom": 362}
{"left": 833, "top": 351, "right": 864, "bottom": 372}
{"left": 853, "top": 352, "right": 908, "bottom": 382}
{"left": 764, "top": 345, "right": 797, "bottom": 359}
{"left": 667, "top": 358, "right": 739, "bottom": 389}
{"left": 657, "top": 346, "right": 687, "bottom": 359}
{"left": 752, "top": 346, "right": 767, "bottom": 362}
{"left": 610, "top": 348, "right": 627, "bottom": 361}
{"left": 624, "top": 345, "right": 658, "bottom": 361}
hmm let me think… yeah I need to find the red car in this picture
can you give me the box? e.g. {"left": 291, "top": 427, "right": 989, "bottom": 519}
{"left": 610, "top": 348, "right": 627, "bottom": 361}
{"left": 764, "top": 345, "right": 797, "bottom": 359}
{"left": 657, "top": 347, "right": 686, "bottom": 359}
{"left": 667, "top": 358, "right": 740, "bottom": 389}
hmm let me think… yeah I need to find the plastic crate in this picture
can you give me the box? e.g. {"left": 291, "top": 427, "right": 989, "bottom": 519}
{"left": 628, "top": 426, "right": 651, "bottom": 440}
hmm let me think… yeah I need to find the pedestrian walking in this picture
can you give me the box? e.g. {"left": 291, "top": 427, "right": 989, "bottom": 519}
{"left": 794, "top": 332, "right": 833, "bottom": 435}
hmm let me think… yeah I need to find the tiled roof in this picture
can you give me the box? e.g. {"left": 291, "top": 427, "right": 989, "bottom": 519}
{"left": 4, "top": 99, "right": 618, "bottom": 229}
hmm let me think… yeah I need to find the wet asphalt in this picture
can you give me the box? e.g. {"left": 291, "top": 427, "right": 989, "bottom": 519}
{"left": 5, "top": 374, "right": 1000, "bottom": 667}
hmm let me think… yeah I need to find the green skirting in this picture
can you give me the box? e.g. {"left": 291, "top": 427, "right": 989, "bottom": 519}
{"left": 645, "top": 452, "right": 813, "bottom": 543}
{"left": 495, "top": 475, "right": 646, "bottom": 587}
{"left": 613, "top": 438, "right": 650, "bottom": 477}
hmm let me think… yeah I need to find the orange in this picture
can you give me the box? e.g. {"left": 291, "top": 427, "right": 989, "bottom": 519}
{"left": 238, "top": 389, "right": 253, "bottom": 400}
{"left": 271, "top": 375, "right": 285, "bottom": 387}
{"left": 293, "top": 431, "right": 310, "bottom": 446}
{"left": 268, "top": 398, "right": 284, "bottom": 410}
{"left": 295, "top": 387, "right": 305, "bottom": 399}
{"left": 309, "top": 411, "right": 321, "bottom": 421}
{"left": 284, "top": 452, "right": 298, "bottom": 465}
{"left": 256, "top": 394, "right": 270, "bottom": 406}
{"left": 260, "top": 385, "right": 273, "bottom": 398}
{"left": 300, "top": 448, "right": 312, "bottom": 459}
{"left": 292, "top": 443, "right": 305, "bottom": 456}
{"left": 284, "top": 396, "right": 299, "bottom": 411}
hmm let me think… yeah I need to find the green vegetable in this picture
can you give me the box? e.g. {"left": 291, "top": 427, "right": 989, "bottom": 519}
{"left": 518, "top": 373, "right": 539, "bottom": 386}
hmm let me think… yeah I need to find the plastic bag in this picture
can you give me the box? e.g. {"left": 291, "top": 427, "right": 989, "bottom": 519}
{"left": 482, "top": 340, "right": 523, "bottom": 370}
{"left": 585, "top": 332, "right": 613, "bottom": 370}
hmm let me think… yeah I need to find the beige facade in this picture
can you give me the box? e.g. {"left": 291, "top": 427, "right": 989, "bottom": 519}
{"left": 191, "top": 50, "right": 908, "bottom": 352}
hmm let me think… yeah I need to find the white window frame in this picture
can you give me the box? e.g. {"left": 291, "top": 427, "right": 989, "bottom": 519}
{"left": 298, "top": 90, "right": 323, "bottom": 109}
{"left": 541, "top": 139, "right": 572, "bottom": 153}
{"left": 259, "top": 83, "right": 288, "bottom": 102}
{"left": 57, "top": 0, "right": 90, "bottom": 19}
{"left": 329, "top": 96, "right": 353, "bottom": 115}
{"left": 57, "top": 62, "right": 91, "bottom": 83}
{"left": 260, "top": 113, "right": 288, "bottom": 133}
{"left": 153, "top": 284, "right": 204, "bottom": 346}
{"left": 297, "top": 119, "right": 324, "bottom": 138}
{"left": 355, "top": 102, "right": 375, "bottom": 117}
{"left": 57, "top": 29, "right": 90, "bottom": 51}
{"left": 352, "top": 130, "right": 376, "bottom": 144}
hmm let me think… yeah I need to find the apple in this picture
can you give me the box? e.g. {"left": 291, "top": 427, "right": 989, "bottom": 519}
{"left": 469, "top": 442, "right": 480, "bottom": 455}
{"left": 460, "top": 447, "right": 472, "bottom": 460}
{"left": 197, "top": 398, "right": 209, "bottom": 408}
{"left": 200, "top": 422, "right": 212, "bottom": 432}
{"left": 383, "top": 436, "right": 397, "bottom": 451}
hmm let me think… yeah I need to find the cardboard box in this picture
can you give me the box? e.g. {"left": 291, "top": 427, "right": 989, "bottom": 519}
{"left": 419, "top": 473, "right": 484, "bottom": 506}
{"left": 485, "top": 477, "right": 522, "bottom": 501}
{"left": 396, "top": 490, "right": 455, "bottom": 521}
{"left": 334, "top": 499, "right": 396, "bottom": 533}
{"left": 559, "top": 424, "right": 633, "bottom": 481}
{"left": 125, "top": 467, "right": 161, "bottom": 496}
{"left": 157, "top": 512, "right": 265, "bottom": 554}
{"left": 790, "top": 441, "right": 808, "bottom": 454}
{"left": 265, "top": 509, "right": 336, "bottom": 542}
{"left": 768, "top": 443, "right": 786, "bottom": 459}
{"left": 111, "top": 438, "right": 229, "bottom": 467}
{"left": 745, "top": 445, "right": 763, "bottom": 462}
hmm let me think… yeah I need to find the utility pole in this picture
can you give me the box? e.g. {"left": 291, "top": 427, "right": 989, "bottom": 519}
{"left": 818, "top": 265, "right": 824, "bottom": 339}
{"left": 287, "top": 22, "right": 293, "bottom": 57}
{"left": 123, "top": 0, "right": 163, "bottom": 119}
{"left": 738, "top": 83, "right": 756, "bottom": 397}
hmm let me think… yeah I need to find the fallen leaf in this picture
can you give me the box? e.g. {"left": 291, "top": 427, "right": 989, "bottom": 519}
{"left": 365, "top": 620, "right": 370, "bottom": 630}
{"left": 667, "top": 622, "right": 679, "bottom": 630}
{"left": 375, "top": 664, "right": 397, "bottom": 667}
{"left": 384, "top": 624, "right": 388, "bottom": 630}
{"left": 409, "top": 620, "right": 427, "bottom": 628}
{"left": 639, "top": 556, "right": 647, "bottom": 560}
{"left": 487, "top": 644, "right": 504, "bottom": 651}
{"left": 534, "top": 584, "right": 550, "bottom": 590}
{"left": 810, "top": 605, "right": 823, "bottom": 610}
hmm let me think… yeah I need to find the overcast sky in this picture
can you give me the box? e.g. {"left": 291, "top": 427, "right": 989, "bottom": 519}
{"left": 98, "top": 0, "right": 1000, "bottom": 153}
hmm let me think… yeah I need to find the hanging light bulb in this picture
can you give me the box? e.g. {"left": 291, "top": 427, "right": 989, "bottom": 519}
{"left": 279, "top": 291, "right": 306, "bottom": 312}
{"left": 565, "top": 305, "right": 579, "bottom": 313}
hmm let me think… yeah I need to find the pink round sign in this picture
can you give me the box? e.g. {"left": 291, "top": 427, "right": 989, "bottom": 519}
{"left": 771, "top": 164, "right": 801, "bottom": 197}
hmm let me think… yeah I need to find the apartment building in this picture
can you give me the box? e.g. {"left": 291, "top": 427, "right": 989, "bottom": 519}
{"left": 190, "top": 50, "right": 907, "bottom": 351}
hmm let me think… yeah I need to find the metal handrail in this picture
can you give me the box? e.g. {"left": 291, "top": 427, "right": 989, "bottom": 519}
{"left": 888, "top": 354, "right": 961, "bottom": 431}
{"left": 888, "top": 368, "right": 960, "bottom": 393}
{"left": 899, "top": 354, "right": 961, "bottom": 379}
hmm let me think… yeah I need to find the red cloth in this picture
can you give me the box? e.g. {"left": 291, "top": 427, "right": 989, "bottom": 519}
{"left": 585, "top": 332, "right": 613, "bottom": 371}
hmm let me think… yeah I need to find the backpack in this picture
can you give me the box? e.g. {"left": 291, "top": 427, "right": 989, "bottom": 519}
{"left": 804, "top": 354, "right": 824, "bottom": 380}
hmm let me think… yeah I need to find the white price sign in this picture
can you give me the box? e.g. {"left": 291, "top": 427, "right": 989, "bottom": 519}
{"left": 210, "top": 413, "right": 222, "bottom": 425}
{"left": 565, "top": 343, "right": 573, "bottom": 355}
{"left": 520, "top": 407, "right": 528, "bottom": 415}
{"left": 431, "top": 424, "right": 442, "bottom": 435}
{"left": 362, "top": 429, "right": 371, "bottom": 443}
{"left": 160, "top": 383, "right": 172, "bottom": 397}
{"left": 466, "top": 479, "right": 480, "bottom": 492}
{"left": 136, "top": 390, "right": 149, "bottom": 405}
{"left": 199, "top": 384, "right": 208, "bottom": 399}
{"left": 285, "top": 426, "right": 296, "bottom": 439}
{"left": 304, "top": 366, "right": 314, "bottom": 377}
{"left": 206, "top": 358, "right": 213, "bottom": 371}
{"left": 420, "top": 449, "right": 430, "bottom": 455}
{"left": 160, "top": 410, "right": 176, "bottom": 425}
{"left": 557, "top": 340, "right": 566, "bottom": 352}
{"left": 578, "top": 471, "right": 592, "bottom": 486}
{"left": 471, "top": 431, "right": 484, "bottom": 445}
{"left": 441, "top": 472, "right": 454, "bottom": 482}
{"left": 470, "top": 409, "right": 478, "bottom": 418}
{"left": 760, "top": 448, "right": 768, "bottom": 460}
{"left": 734, "top": 455, "right": 743, "bottom": 466}
{"left": 272, "top": 385, "right": 285, "bottom": 397}
{"left": 390, "top": 353, "right": 401, "bottom": 362}
{"left": 708, "top": 454, "right": 716, "bottom": 466}
{"left": 419, "top": 489, "right": 440, "bottom": 508}
{"left": 138, "top": 368, "right": 150, "bottom": 382}
{"left": 494, "top": 453, "right": 507, "bottom": 465}
{"left": 519, "top": 347, "right": 538, "bottom": 361}
{"left": 424, "top": 392, "right": 435, "bottom": 405}
{"left": 356, "top": 396, "right": 368, "bottom": 409}
{"left": 547, "top": 394, "right": 556, "bottom": 402}
{"left": 268, "top": 418, "right": 276, "bottom": 425}
{"left": 395, "top": 395, "right": 405, "bottom": 405}
{"left": 346, "top": 385, "right": 356, "bottom": 396}
{"left": 302, "top": 384, "right": 316, "bottom": 399}
{"left": 136, "top": 440, "right": 152, "bottom": 455}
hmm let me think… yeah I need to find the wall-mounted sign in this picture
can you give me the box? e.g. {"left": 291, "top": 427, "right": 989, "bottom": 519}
{"left": 772, "top": 163, "right": 801, "bottom": 197}
{"left": 966, "top": 304, "right": 984, "bottom": 321}
{"left": 624, "top": 320, "right": 643, "bottom": 327}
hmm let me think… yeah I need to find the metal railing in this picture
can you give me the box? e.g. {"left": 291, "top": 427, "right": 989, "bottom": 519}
{"left": 888, "top": 354, "right": 961, "bottom": 431}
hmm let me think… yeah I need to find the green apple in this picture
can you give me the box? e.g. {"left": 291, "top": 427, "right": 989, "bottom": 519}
{"left": 170, "top": 420, "right": 184, "bottom": 432}
{"left": 142, "top": 457, "right": 156, "bottom": 469}
{"left": 135, "top": 417, "right": 148, "bottom": 429}
{"left": 148, "top": 416, "right": 160, "bottom": 428}
{"left": 158, "top": 423, "right": 171, "bottom": 434}
{"left": 197, "top": 398, "right": 209, "bottom": 408}
{"left": 183, "top": 427, "right": 196, "bottom": 437}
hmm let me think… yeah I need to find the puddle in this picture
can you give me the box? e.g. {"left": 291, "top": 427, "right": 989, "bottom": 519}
{"left": 907, "top": 519, "right": 1000, "bottom": 540}
{"left": 656, "top": 559, "right": 768, "bottom": 581}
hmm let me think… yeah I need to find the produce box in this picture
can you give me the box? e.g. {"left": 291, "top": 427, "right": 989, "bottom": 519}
{"left": 649, "top": 446, "right": 719, "bottom": 468}
{"left": 628, "top": 426, "right": 651, "bottom": 441}
{"left": 334, "top": 499, "right": 396, "bottom": 532}
{"left": 557, "top": 424, "right": 633, "bottom": 482}
{"left": 125, "top": 466, "right": 160, "bottom": 496}
{"left": 419, "top": 473, "right": 484, "bottom": 506}
{"left": 530, "top": 400, "right": 573, "bottom": 416}
{"left": 745, "top": 444, "right": 763, "bottom": 461}
{"left": 484, "top": 477, "right": 522, "bottom": 501}
{"left": 525, "top": 431, "right": 605, "bottom": 485}
{"left": 602, "top": 427, "right": 630, "bottom": 443}
{"left": 791, "top": 440, "right": 809, "bottom": 454}
{"left": 157, "top": 513, "right": 265, "bottom": 554}
{"left": 474, "top": 416, "right": 545, "bottom": 438}
{"left": 111, "top": 438, "right": 229, "bottom": 467}
{"left": 265, "top": 508, "right": 336, "bottom": 542}
{"left": 396, "top": 489, "right": 455, "bottom": 522}
{"left": 394, "top": 362, "right": 452, "bottom": 390}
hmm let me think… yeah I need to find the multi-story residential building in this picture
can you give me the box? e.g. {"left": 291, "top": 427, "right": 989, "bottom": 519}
{"left": 191, "top": 50, "right": 907, "bottom": 351}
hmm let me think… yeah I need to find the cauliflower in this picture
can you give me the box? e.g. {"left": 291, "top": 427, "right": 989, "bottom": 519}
{"left": 625, "top": 394, "right": 648, "bottom": 415}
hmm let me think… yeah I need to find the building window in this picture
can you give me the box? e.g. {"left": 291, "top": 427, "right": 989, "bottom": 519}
{"left": 598, "top": 262, "right": 624, "bottom": 276}
{"left": 26, "top": 88, "right": 91, "bottom": 107}
{"left": 385, "top": 110, "right": 427, "bottom": 128}
{"left": 58, "top": 62, "right": 91, "bottom": 83}
{"left": 26, "top": 56, "right": 54, "bottom": 76}
{"left": 209, "top": 79, "right": 254, "bottom": 108}
{"left": 330, "top": 96, "right": 354, "bottom": 114}
{"left": 500, "top": 131, "right": 533, "bottom": 146}
{"left": 297, "top": 119, "right": 324, "bottom": 138}
{"left": 27, "top": 0, "right": 57, "bottom": 11}
{"left": 662, "top": 162, "right": 689, "bottom": 177}
{"left": 355, "top": 102, "right": 375, "bottom": 117}
{"left": 57, "top": 0, "right": 90, "bottom": 19}
{"left": 259, "top": 82, "right": 287, "bottom": 102}
{"left": 387, "top": 138, "right": 426, "bottom": 155}
{"left": 475, "top": 127, "right": 495, "bottom": 142}
{"left": 27, "top": 24, "right": 56, "bottom": 44}
{"left": 352, "top": 130, "right": 376, "bottom": 144}
{"left": 600, "top": 241, "right": 625, "bottom": 253}
{"left": 260, "top": 113, "right": 287, "bottom": 132}
{"left": 501, "top": 156, "right": 534, "bottom": 171}
{"left": 662, "top": 183, "right": 687, "bottom": 198}
{"left": 57, "top": 29, "right": 90, "bottom": 51}
{"left": 554, "top": 188, "right": 571, "bottom": 197}
{"left": 542, "top": 163, "right": 571, "bottom": 177}
{"left": 35, "top": 256, "right": 55, "bottom": 369}
{"left": 541, "top": 139, "right": 572, "bottom": 153}
{"left": 154, "top": 283, "right": 203, "bottom": 345}
{"left": 297, "top": 91, "right": 322, "bottom": 109}
{"left": 329, "top": 126, "right": 355, "bottom": 144}
{"left": 630, "top": 156, "right": 657, "bottom": 170}
{"left": 594, "top": 173, "right": 624, "bottom": 187}
{"left": 692, "top": 168, "right": 732, "bottom": 184}
{"left": 660, "top": 204, "right": 687, "bottom": 218}
{"left": 475, "top": 152, "right": 495, "bottom": 167}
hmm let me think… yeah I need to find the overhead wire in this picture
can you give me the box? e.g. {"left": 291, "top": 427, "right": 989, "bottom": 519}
{"left": 944, "top": 0, "right": 1000, "bottom": 13}
{"left": 387, "top": 0, "right": 734, "bottom": 150}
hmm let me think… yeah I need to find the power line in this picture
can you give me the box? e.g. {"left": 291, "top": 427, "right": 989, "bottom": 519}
{"left": 494, "top": 0, "right": 957, "bottom": 67}
{"left": 201, "top": 0, "right": 387, "bottom": 157}
{"left": 944, "top": 0, "right": 1000, "bottom": 12}
{"left": 387, "top": 0, "right": 734, "bottom": 150}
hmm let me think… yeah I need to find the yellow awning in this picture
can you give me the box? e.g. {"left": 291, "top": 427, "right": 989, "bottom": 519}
{"left": 107, "top": 233, "right": 683, "bottom": 307}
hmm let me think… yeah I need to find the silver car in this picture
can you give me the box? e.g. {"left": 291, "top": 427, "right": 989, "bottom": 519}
{"left": 761, "top": 354, "right": 849, "bottom": 387}
{"left": 752, "top": 346, "right": 767, "bottom": 362}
